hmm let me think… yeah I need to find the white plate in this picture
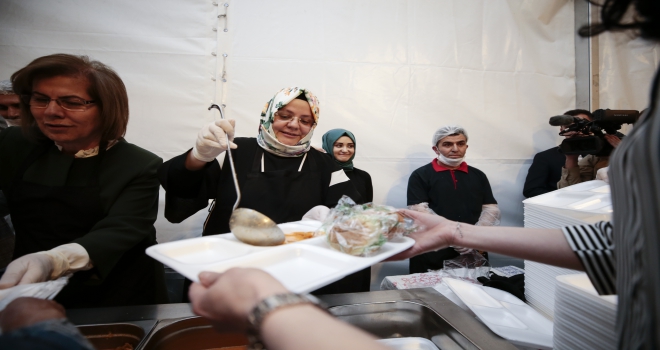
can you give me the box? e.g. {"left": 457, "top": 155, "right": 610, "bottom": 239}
{"left": 444, "top": 278, "right": 554, "bottom": 350}
{"left": 147, "top": 220, "right": 414, "bottom": 293}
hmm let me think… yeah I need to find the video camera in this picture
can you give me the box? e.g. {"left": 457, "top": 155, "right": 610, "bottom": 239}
{"left": 549, "top": 109, "right": 640, "bottom": 156}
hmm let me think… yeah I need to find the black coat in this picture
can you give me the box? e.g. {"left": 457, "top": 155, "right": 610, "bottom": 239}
{"left": 159, "top": 138, "right": 362, "bottom": 235}
{"left": 523, "top": 146, "right": 565, "bottom": 198}
{"left": 345, "top": 167, "right": 373, "bottom": 203}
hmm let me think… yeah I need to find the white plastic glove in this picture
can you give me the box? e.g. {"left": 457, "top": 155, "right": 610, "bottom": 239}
{"left": 596, "top": 167, "right": 609, "bottom": 183}
{"left": 302, "top": 205, "right": 330, "bottom": 222}
{"left": 0, "top": 243, "right": 92, "bottom": 288}
{"left": 191, "top": 120, "right": 237, "bottom": 162}
{"left": 475, "top": 204, "right": 501, "bottom": 226}
{"left": 0, "top": 253, "right": 53, "bottom": 288}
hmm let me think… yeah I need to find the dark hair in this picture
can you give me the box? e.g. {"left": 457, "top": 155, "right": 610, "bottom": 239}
{"left": 578, "top": 0, "right": 660, "bottom": 40}
{"left": 564, "top": 109, "right": 594, "bottom": 120}
{"left": 11, "top": 54, "right": 129, "bottom": 143}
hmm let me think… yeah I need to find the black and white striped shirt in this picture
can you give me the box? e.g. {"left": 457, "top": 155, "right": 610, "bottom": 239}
{"left": 560, "top": 71, "right": 660, "bottom": 349}
{"left": 562, "top": 221, "right": 615, "bottom": 295}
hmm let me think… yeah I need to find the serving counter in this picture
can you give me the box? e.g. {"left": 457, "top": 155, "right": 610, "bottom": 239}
{"left": 68, "top": 288, "right": 517, "bottom": 350}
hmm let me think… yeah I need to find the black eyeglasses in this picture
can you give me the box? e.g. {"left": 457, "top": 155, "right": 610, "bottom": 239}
{"left": 274, "top": 112, "right": 315, "bottom": 127}
{"left": 24, "top": 94, "right": 96, "bottom": 112}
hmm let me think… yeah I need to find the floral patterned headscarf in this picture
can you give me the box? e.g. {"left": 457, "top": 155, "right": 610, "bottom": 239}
{"left": 256, "top": 87, "right": 320, "bottom": 157}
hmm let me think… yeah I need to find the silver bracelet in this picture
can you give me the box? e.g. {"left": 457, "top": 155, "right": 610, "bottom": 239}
{"left": 454, "top": 222, "right": 464, "bottom": 239}
{"left": 247, "top": 293, "right": 328, "bottom": 349}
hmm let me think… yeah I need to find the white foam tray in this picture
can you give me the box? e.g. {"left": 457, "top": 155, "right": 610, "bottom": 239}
{"left": 523, "top": 180, "right": 612, "bottom": 214}
{"left": 445, "top": 278, "right": 553, "bottom": 350}
{"left": 147, "top": 220, "right": 414, "bottom": 293}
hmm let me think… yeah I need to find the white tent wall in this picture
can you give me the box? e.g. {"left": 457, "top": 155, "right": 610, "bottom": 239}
{"left": 222, "top": 0, "right": 576, "bottom": 237}
{"left": 598, "top": 32, "right": 660, "bottom": 117}
{"left": 0, "top": 1, "right": 652, "bottom": 244}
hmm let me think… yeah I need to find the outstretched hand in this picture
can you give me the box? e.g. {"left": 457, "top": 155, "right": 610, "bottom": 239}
{"left": 387, "top": 209, "right": 456, "bottom": 261}
{"left": 189, "top": 268, "right": 288, "bottom": 332}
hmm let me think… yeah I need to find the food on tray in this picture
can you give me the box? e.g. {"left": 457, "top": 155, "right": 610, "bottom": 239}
{"left": 318, "top": 196, "right": 417, "bottom": 256}
{"left": 284, "top": 231, "right": 315, "bottom": 243}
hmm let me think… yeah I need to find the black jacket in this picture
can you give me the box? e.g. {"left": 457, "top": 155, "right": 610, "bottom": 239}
{"left": 523, "top": 146, "right": 565, "bottom": 198}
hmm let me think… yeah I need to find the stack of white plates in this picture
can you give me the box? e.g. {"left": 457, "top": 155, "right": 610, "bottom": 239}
{"left": 554, "top": 274, "right": 617, "bottom": 350}
{"left": 523, "top": 180, "right": 612, "bottom": 229}
{"left": 522, "top": 180, "right": 612, "bottom": 319}
{"left": 524, "top": 261, "right": 578, "bottom": 319}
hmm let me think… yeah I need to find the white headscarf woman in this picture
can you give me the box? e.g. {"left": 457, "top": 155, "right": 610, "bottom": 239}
{"left": 256, "top": 87, "right": 320, "bottom": 157}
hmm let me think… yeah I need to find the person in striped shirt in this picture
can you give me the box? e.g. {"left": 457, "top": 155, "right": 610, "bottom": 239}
{"left": 394, "top": 3, "right": 660, "bottom": 349}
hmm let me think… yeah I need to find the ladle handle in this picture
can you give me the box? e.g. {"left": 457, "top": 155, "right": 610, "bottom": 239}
{"left": 208, "top": 103, "right": 241, "bottom": 211}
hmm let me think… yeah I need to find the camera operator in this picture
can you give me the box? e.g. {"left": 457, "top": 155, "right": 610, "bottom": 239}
{"left": 523, "top": 109, "right": 592, "bottom": 197}
{"left": 557, "top": 109, "right": 622, "bottom": 189}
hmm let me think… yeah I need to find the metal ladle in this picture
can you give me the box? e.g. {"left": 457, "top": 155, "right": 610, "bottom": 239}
{"left": 208, "top": 104, "right": 285, "bottom": 246}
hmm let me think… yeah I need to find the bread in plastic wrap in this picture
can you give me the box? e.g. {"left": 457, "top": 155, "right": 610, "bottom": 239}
{"left": 318, "top": 196, "right": 416, "bottom": 256}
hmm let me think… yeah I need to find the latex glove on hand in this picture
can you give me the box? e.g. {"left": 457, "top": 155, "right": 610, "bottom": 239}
{"left": 0, "top": 253, "right": 53, "bottom": 288}
{"left": 0, "top": 244, "right": 92, "bottom": 289}
{"left": 475, "top": 204, "right": 501, "bottom": 226}
{"left": 302, "top": 205, "right": 330, "bottom": 222}
{"left": 191, "top": 120, "right": 237, "bottom": 162}
{"left": 453, "top": 247, "right": 473, "bottom": 255}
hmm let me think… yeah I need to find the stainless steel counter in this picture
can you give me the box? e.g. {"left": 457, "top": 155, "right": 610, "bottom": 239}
{"left": 68, "top": 288, "right": 516, "bottom": 350}
{"left": 68, "top": 302, "right": 196, "bottom": 325}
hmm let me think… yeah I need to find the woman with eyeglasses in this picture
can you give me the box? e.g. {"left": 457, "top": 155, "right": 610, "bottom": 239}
{"left": 0, "top": 54, "right": 168, "bottom": 308}
{"left": 160, "top": 87, "right": 361, "bottom": 237}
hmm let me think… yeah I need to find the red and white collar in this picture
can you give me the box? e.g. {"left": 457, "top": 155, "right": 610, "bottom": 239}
{"left": 431, "top": 158, "right": 468, "bottom": 173}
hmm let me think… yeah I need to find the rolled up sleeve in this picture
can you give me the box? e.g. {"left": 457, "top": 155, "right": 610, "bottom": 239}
{"left": 562, "top": 221, "right": 616, "bottom": 295}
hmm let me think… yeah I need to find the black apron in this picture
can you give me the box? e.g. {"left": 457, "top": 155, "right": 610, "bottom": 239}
{"left": 206, "top": 148, "right": 325, "bottom": 234}
{"left": 185, "top": 148, "right": 329, "bottom": 301}
{"left": 241, "top": 149, "right": 323, "bottom": 221}
{"left": 244, "top": 149, "right": 370, "bottom": 295}
{"left": 5, "top": 142, "right": 165, "bottom": 308}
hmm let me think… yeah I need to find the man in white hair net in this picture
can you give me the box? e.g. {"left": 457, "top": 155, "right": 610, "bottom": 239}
{"left": 406, "top": 125, "right": 500, "bottom": 273}
{"left": 0, "top": 80, "right": 21, "bottom": 130}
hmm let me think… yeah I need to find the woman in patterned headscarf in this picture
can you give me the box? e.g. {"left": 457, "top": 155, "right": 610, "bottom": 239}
{"left": 159, "top": 87, "right": 361, "bottom": 236}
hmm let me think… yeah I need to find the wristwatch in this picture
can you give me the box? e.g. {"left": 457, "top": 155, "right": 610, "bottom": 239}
{"left": 246, "top": 293, "right": 329, "bottom": 349}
